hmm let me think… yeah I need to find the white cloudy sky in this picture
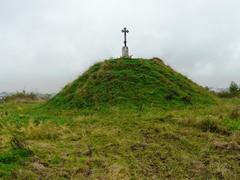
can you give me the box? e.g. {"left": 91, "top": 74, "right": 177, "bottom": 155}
{"left": 0, "top": 0, "right": 240, "bottom": 93}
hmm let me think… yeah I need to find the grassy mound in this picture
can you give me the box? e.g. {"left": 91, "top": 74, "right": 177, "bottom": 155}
{"left": 48, "top": 58, "right": 217, "bottom": 109}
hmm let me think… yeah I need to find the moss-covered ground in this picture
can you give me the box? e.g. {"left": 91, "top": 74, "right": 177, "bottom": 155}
{"left": 0, "top": 99, "right": 240, "bottom": 179}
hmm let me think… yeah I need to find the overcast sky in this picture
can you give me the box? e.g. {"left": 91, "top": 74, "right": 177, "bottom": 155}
{"left": 0, "top": 0, "right": 240, "bottom": 93}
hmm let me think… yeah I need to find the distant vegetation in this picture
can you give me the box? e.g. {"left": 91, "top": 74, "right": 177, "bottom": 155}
{"left": 4, "top": 91, "right": 38, "bottom": 102}
{"left": 216, "top": 81, "right": 240, "bottom": 98}
{"left": 1, "top": 91, "right": 53, "bottom": 103}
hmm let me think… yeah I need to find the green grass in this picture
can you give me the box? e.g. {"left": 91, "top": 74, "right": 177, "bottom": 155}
{"left": 0, "top": 98, "right": 240, "bottom": 179}
{"left": 48, "top": 58, "right": 217, "bottom": 109}
{"left": 0, "top": 58, "right": 238, "bottom": 179}
{"left": 0, "top": 134, "right": 32, "bottom": 178}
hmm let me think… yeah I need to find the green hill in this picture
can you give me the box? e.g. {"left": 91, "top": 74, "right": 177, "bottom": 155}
{"left": 1, "top": 58, "right": 240, "bottom": 179}
{"left": 48, "top": 58, "right": 217, "bottom": 109}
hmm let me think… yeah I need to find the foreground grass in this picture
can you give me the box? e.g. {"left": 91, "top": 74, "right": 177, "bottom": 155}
{"left": 0, "top": 100, "right": 240, "bottom": 179}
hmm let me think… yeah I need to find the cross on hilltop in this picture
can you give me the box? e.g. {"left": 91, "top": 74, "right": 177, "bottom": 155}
{"left": 122, "top": 27, "right": 129, "bottom": 47}
{"left": 121, "top": 27, "right": 130, "bottom": 57}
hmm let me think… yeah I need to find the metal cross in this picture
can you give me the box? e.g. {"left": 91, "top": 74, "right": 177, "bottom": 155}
{"left": 122, "top": 27, "right": 129, "bottom": 47}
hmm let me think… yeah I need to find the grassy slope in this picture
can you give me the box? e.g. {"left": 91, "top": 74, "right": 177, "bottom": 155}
{"left": 0, "top": 100, "right": 240, "bottom": 179}
{"left": 48, "top": 58, "right": 217, "bottom": 109}
{"left": 0, "top": 58, "right": 237, "bottom": 179}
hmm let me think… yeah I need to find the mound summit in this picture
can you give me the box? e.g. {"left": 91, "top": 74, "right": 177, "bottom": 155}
{"left": 49, "top": 58, "right": 216, "bottom": 109}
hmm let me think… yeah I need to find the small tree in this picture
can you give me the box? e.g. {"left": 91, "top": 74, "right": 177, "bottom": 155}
{"left": 229, "top": 81, "right": 239, "bottom": 95}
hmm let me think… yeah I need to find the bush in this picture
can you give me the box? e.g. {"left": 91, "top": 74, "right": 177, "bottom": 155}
{"left": 229, "top": 81, "right": 239, "bottom": 95}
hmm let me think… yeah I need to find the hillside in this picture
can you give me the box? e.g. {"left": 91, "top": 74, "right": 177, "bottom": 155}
{"left": 1, "top": 58, "right": 240, "bottom": 179}
{"left": 48, "top": 58, "right": 216, "bottom": 109}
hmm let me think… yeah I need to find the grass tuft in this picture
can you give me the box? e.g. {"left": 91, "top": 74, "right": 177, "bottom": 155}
{"left": 198, "top": 116, "right": 230, "bottom": 135}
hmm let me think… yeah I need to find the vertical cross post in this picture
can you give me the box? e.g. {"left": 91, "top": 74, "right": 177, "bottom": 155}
{"left": 122, "top": 27, "right": 129, "bottom": 47}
